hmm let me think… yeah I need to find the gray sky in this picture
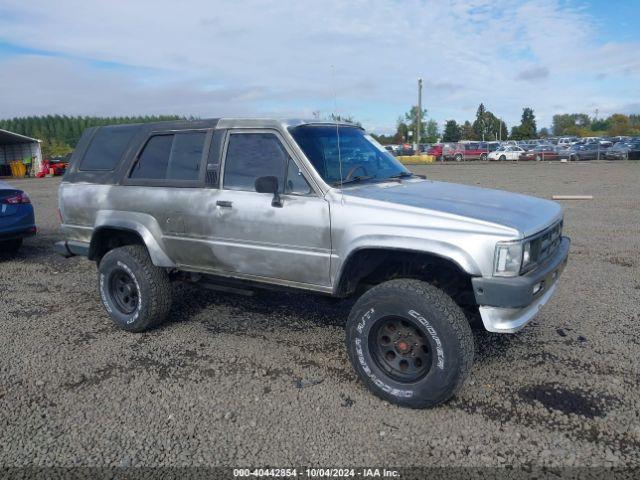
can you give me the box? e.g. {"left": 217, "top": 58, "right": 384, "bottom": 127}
{"left": 0, "top": 0, "right": 639, "bottom": 133}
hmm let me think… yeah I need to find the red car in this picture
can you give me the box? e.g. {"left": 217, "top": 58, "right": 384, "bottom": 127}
{"left": 427, "top": 143, "right": 458, "bottom": 161}
{"left": 427, "top": 143, "right": 444, "bottom": 159}
{"left": 519, "top": 145, "right": 560, "bottom": 161}
{"left": 449, "top": 142, "right": 489, "bottom": 161}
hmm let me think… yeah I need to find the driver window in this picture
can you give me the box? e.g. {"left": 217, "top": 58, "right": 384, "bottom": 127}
{"left": 223, "top": 132, "right": 287, "bottom": 192}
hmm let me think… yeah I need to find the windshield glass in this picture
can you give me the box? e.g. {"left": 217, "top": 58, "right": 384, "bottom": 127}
{"left": 289, "top": 125, "right": 410, "bottom": 185}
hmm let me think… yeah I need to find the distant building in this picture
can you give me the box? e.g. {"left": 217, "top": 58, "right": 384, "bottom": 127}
{"left": 0, "top": 129, "right": 42, "bottom": 177}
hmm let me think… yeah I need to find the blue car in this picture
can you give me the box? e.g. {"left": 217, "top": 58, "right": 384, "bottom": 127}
{"left": 0, "top": 180, "right": 36, "bottom": 254}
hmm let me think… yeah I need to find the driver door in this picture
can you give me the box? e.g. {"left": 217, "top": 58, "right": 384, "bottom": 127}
{"left": 202, "top": 129, "right": 332, "bottom": 287}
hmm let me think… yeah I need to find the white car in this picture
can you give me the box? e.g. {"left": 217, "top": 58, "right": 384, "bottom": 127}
{"left": 488, "top": 145, "right": 525, "bottom": 161}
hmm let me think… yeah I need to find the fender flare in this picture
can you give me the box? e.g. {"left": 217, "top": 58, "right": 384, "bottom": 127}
{"left": 91, "top": 211, "right": 175, "bottom": 267}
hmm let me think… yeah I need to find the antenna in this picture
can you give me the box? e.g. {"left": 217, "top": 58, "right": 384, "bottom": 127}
{"left": 330, "top": 65, "right": 344, "bottom": 199}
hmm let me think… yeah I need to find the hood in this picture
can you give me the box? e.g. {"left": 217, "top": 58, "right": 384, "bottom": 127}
{"left": 344, "top": 179, "right": 562, "bottom": 238}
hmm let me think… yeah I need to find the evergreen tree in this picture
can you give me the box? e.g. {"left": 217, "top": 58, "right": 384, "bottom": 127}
{"left": 461, "top": 121, "right": 475, "bottom": 140}
{"left": 424, "top": 119, "right": 439, "bottom": 143}
{"left": 442, "top": 120, "right": 461, "bottom": 142}
{"left": 513, "top": 108, "right": 537, "bottom": 139}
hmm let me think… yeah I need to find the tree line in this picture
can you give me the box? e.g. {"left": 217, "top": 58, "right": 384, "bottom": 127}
{"left": 372, "top": 104, "right": 640, "bottom": 144}
{"left": 0, "top": 115, "right": 183, "bottom": 158}
{"left": 552, "top": 113, "right": 640, "bottom": 137}
{"left": 2, "top": 110, "right": 638, "bottom": 158}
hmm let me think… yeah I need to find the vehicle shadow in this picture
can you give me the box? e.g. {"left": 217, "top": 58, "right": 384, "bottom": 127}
{"left": 169, "top": 282, "right": 354, "bottom": 331}
{"left": 170, "top": 281, "right": 524, "bottom": 363}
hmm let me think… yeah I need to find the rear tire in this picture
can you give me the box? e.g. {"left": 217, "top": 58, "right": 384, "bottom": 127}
{"left": 98, "top": 245, "right": 172, "bottom": 332}
{"left": 0, "top": 238, "right": 23, "bottom": 255}
{"left": 454, "top": 154, "right": 463, "bottom": 162}
{"left": 480, "top": 153, "right": 487, "bottom": 161}
{"left": 499, "top": 155, "right": 506, "bottom": 161}
{"left": 346, "top": 279, "right": 474, "bottom": 409}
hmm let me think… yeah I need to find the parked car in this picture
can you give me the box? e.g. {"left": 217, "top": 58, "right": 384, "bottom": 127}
{"left": 557, "top": 137, "right": 579, "bottom": 148}
{"left": 0, "top": 180, "right": 36, "bottom": 254}
{"left": 603, "top": 141, "right": 640, "bottom": 160}
{"left": 383, "top": 145, "right": 397, "bottom": 156}
{"left": 486, "top": 141, "right": 501, "bottom": 152}
{"left": 38, "top": 157, "right": 68, "bottom": 176}
{"left": 558, "top": 142, "right": 605, "bottom": 161}
{"left": 451, "top": 142, "right": 489, "bottom": 161}
{"left": 487, "top": 145, "right": 525, "bottom": 161}
{"left": 519, "top": 145, "right": 561, "bottom": 161}
{"left": 426, "top": 143, "right": 444, "bottom": 160}
{"left": 399, "top": 143, "right": 415, "bottom": 156}
{"left": 521, "top": 142, "right": 537, "bottom": 151}
{"left": 55, "top": 118, "right": 570, "bottom": 409}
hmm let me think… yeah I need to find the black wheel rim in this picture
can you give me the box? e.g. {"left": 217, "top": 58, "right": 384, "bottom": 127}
{"left": 369, "top": 316, "right": 432, "bottom": 383}
{"left": 108, "top": 269, "right": 139, "bottom": 314}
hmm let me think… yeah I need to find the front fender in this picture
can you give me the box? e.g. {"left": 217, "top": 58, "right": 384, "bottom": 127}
{"left": 332, "top": 235, "right": 483, "bottom": 291}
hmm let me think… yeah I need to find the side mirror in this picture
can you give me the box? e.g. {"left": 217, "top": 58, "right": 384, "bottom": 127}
{"left": 255, "top": 176, "right": 282, "bottom": 208}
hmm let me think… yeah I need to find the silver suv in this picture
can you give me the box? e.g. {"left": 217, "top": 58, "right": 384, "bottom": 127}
{"left": 55, "top": 118, "right": 570, "bottom": 408}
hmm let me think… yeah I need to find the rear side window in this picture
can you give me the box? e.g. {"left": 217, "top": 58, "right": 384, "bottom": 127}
{"left": 80, "top": 125, "right": 138, "bottom": 171}
{"left": 223, "top": 133, "right": 288, "bottom": 192}
{"left": 167, "top": 132, "right": 206, "bottom": 180}
{"left": 130, "top": 132, "right": 205, "bottom": 181}
{"left": 130, "top": 135, "right": 173, "bottom": 179}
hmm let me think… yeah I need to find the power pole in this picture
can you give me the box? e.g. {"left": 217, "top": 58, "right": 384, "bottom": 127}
{"left": 416, "top": 78, "right": 422, "bottom": 153}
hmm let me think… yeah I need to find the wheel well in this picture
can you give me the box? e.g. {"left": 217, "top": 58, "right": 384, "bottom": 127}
{"left": 89, "top": 227, "right": 145, "bottom": 262}
{"left": 336, "top": 249, "right": 478, "bottom": 314}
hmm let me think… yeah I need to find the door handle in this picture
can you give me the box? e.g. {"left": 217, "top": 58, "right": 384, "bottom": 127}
{"left": 216, "top": 200, "right": 233, "bottom": 208}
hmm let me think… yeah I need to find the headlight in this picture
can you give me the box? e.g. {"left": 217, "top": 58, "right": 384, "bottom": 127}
{"left": 493, "top": 240, "right": 523, "bottom": 277}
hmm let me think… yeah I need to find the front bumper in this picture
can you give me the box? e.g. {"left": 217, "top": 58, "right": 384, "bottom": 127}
{"left": 472, "top": 236, "right": 570, "bottom": 333}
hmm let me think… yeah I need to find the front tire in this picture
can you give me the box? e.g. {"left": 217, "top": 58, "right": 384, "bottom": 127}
{"left": 346, "top": 279, "right": 474, "bottom": 409}
{"left": 98, "top": 245, "right": 172, "bottom": 332}
{"left": 480, "top": 153, "right": 487, "bottom": 161}
{"left": 454, "top": 154, "right": 463, "bottom": 162}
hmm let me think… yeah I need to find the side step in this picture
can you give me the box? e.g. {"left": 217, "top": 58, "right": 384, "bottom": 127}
{"left": 184, "top": 273, "right": 254, "bottom": 296}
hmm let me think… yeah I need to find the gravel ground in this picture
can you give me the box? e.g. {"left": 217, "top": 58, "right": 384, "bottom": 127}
{"left": 1, "top": 161, "right": 639, "bottom": 468}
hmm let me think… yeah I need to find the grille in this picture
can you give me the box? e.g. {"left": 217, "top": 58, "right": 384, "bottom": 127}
{"left": 527, "top": 220, "right": 563, "bottom": 269}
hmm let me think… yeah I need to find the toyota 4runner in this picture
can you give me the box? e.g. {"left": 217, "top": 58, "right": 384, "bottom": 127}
{"left": 56, "top": 118, "right": 570, "bottom": 408}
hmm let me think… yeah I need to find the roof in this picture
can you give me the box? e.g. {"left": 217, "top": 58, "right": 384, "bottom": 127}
{"left": 91, "top": 118, "right": 359, "bottom": 132}
{"left": 0, "top": 128, "right": 40, "bottom": 145}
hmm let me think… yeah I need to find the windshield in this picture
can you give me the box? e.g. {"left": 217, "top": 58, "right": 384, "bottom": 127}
{"left": 289, "top": 125, "right": 410, "bottom": 185}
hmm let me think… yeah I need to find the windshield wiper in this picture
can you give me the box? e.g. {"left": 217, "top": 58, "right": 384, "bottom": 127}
{"left": 387, "top": 172, "right": 415, "bottom": 179}
{"left": 386, "top": 172, "right": 427, "bottom": 181}
{"left": 332, "top": 175, "right": 375, "bottom": 186}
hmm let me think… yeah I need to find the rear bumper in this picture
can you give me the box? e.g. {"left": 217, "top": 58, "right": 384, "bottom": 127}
{"left": 0, "top": 225, "right": 36, "bottom": 242}
{"left": 1, "top": 204, "right": 36, "bottom": 241}
{"left": 54, "top": 240, "right": 90, "bottom": 258}
{"left": 472, "top": 237, "right": 570, "bottom": 333}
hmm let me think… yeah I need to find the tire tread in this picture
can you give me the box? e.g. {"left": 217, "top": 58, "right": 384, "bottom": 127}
{"left": 99, "top": 245, "right": 172, "bottom": 332}
{"left": 347, "top": 278, "right": 474, "bottom": 408}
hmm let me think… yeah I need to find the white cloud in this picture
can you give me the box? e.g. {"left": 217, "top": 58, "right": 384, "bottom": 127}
{"left": 0, "top": 0, "right": 638, "bottom": 133}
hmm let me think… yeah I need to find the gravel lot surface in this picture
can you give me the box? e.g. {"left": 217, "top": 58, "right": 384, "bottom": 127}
{"left": 1, "top": 162, "right": 639, "bottom": 468}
